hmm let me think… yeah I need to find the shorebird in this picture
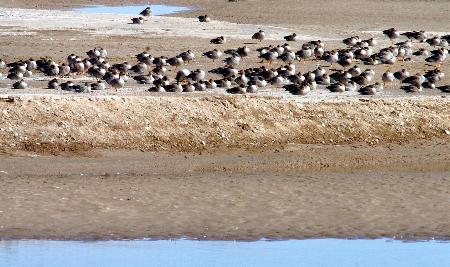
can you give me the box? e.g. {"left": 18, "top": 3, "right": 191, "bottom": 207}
{"left": 252, "top": 30, "right": 265, "bottom": 42}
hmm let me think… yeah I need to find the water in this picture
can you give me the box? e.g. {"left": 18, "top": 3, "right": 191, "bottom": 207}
{"left": 73, "top": 5, "right": 189, "bottom": 16}
{"left": 1, "top": 239, "right": 449, "bottom": 267}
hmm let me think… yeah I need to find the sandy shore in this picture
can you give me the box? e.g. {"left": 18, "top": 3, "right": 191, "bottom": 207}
{"left": 0, "top": 0, "right": 449, "bottom": 240}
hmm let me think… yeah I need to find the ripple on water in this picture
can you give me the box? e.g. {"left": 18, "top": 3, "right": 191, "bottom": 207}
{"left": 1, "top": 238, "right": 449, "bottom": 267}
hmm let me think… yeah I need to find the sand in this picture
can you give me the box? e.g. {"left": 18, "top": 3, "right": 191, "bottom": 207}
{"left": 0, "top": 0, "right": 449, "bottom": 240}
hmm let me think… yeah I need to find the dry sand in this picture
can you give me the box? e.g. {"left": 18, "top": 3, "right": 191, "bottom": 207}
{"left": 0, "top": 0, "right": 449, "bottom": 240}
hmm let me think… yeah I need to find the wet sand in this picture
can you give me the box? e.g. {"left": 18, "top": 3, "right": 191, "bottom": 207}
{"left": 1, "top": 141, "right": 449, "bottom": 240}
{"left": 0, "top": 0, "right": 449, "bottom": 240}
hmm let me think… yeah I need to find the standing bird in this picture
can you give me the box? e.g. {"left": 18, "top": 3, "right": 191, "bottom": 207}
{"left": 252, "top": 30, "right": 265, "bottom": 42}
{"left": 382, "top": 70, "right": 395, "bottom": 87}
{"left": 203, "top": 49, "right": 222, "bottom": 62}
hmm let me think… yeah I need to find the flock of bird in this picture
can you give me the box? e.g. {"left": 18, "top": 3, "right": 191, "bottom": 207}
{"left": 0, "top": 6, "right": 449, "bottom": 95}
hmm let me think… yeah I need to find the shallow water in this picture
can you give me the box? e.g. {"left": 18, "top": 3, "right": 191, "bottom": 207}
{"left": 1, "top": 239, "right": 449, "bottom": 267}
{"left": 73, "top": 5, "right": 189, "bottom": 16}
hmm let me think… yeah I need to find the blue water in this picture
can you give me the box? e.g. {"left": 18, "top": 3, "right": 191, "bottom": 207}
{"left": 1, "top": 239, "right": 449, "bottom": 267}
{"left": 73, "top": 5, "right": 189, "bottom": 16}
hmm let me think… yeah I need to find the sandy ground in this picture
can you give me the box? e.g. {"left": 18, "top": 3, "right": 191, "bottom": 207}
{"left": 0, "top": 0, "right": 449, "bottom": 240}
{"left": 1, "top": 141, "right": 449, "bottom": 240}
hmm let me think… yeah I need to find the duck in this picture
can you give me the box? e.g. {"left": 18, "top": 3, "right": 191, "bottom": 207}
{"left": 412, "top": 48, "right": 430, "bottom": 57}
{"left": 91, "top": 80, "right": 106, "bottom": 90}
{"left": 401, "top": 82, "right": 423, "bottom": 93}
{"left": 182, "top": 83, "right": 195, "bottom": 92}
{"left": 12, "top": 79, "right": 27, "bottom": 89}
{"left": 296, "top": 48, "right": 313, "bottom": 62}
{"left": 426, "top": 48, "right": 447, "bottom": 68}
{"left": 134, "top": 73, "right": 155, "bottom": 84}
{"left": 315, "top": 73, "right": 330, "bottom": 85}
{"left": 131, "top": 17, "right": 144, "bottom": 24}
{"left": 179, "top": 50, "right": 195, "bottom": 63}
{"left": 109, "top": 76, "right": 125, "bottom": 91}
{"left": 227, "top": 84, "right": 247, "bottom": 94}
{"left": 345, "top": 81, "right": 358, "bottom": 91}
{"left": 149, "top": 84, "right": 166, "bottom": 93}
{"left": 48, "top": 78, "right": 60, "bottom": 89}
{"left": 140, "top": 7, "right": 152, "bottom": 17}
{"left": 286, "top": 83, "right": 311, "bottom": 95}
{"left": 284, "top": 33, "right": 300, "bottom": 42}
{"left": 246, "top": 83, "right": 258, "bottom": 93}
{"left": 203, "top": 49, "right": 222, "bottom": 62}
{"left": 198, "top": 15, "right": 210, "bottom": 22}
{"left": 327, "top": 82, "right": 345, "bottom": 93}
{"left": 7, "top": 71, "right": 23, "bottom": 80}
{"left": 382, "top": 70, "right": 395, "bottom": 87}
{"left": 206, "top": 79, "right": 218, "bottom": 89}
{"left": 252, "top": 30, "right": 265, "bottom": 42}
{"left": 167, "top": 56, "right": 184, "bottom": 69}
{"left": 337, "top": 57, "right": 352, "bottom": 70}
{"left": 383, "top": 28, "right": 400, "bottom": 43}
{"left": 279, "top": 51, "right": 296, "bottom": 64}
{"left": 343, "top": 36, "right": 360, "bottom": 47}
{"left": 72, "top": 82, "right": 91, "bottom": 93}
{"left": 426, "top": 36, "right": 441, "bottom": 47}
{"left": 223, "top": 54, "right": 241, "bottom": 67}
{"left": 210, "top": 35, "right": 226, "bottom": 44}
{"left": 393, "top": 69, "right": 410, "bottom": 82}
{"left": 59, "top": 63, "right": 71, "bottom": 77}
{"left": 359, "top": 83, "right": 382, "bottom": 95}
{"left": 348, "top": 65, "right": 361, "bottom": 76}
{"left": 322, "top": 50, "right": 339, "bottom": 67}
{"left": 194, "top": 81, "right": 207, "bottom": 91}
{"left": 60, "top": 81, "right": 74, "bottom": 91}
{"left": 165, "top": 82, "right": 183, "bottom": 93}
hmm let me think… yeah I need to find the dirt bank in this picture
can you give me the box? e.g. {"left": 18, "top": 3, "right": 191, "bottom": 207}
{"left": 0, "top": 95, "right": 448, "bottom": 154}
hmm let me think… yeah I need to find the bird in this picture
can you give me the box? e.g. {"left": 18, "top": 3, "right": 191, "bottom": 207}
{"left": 91, "top": 80, "right": 106, "bottom": 90}
{"left": 382, "top": 70, "right": 395, "bottom": 87}
{"left": 210, "top": 36, "right": 226, "bottom": 44}
{"left": 198, "top": 15, "right": 210, "bottom": 22}
{"left": 140, "top": 7, "right": 152, "bottom": 17}
{"left": 131, "top": 17, "right": 144, "bottom": 24}
{"left": 327, "top": 82, "right": 345, "bottom": 93}
{"left": 203, "top": 49, "right": 222, "bottom": 62}
{"left": 252, "top": 30, "right": 265, "bottom": 42}
{"left": 12, "top": 79, "right": 27, "bottom": 89}
{"left": 383, "top": 28, "right": 400, "bottom": 43}
{"left": 48, "top": 78, "right": 60, "bottom": 89}
{"left": 284, "top": 33, "right": 300, "bottom": 42}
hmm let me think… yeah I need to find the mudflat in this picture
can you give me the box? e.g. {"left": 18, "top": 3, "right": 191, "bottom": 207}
{"left": 1, "top": 140, "right": 449, "bottom": 240}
